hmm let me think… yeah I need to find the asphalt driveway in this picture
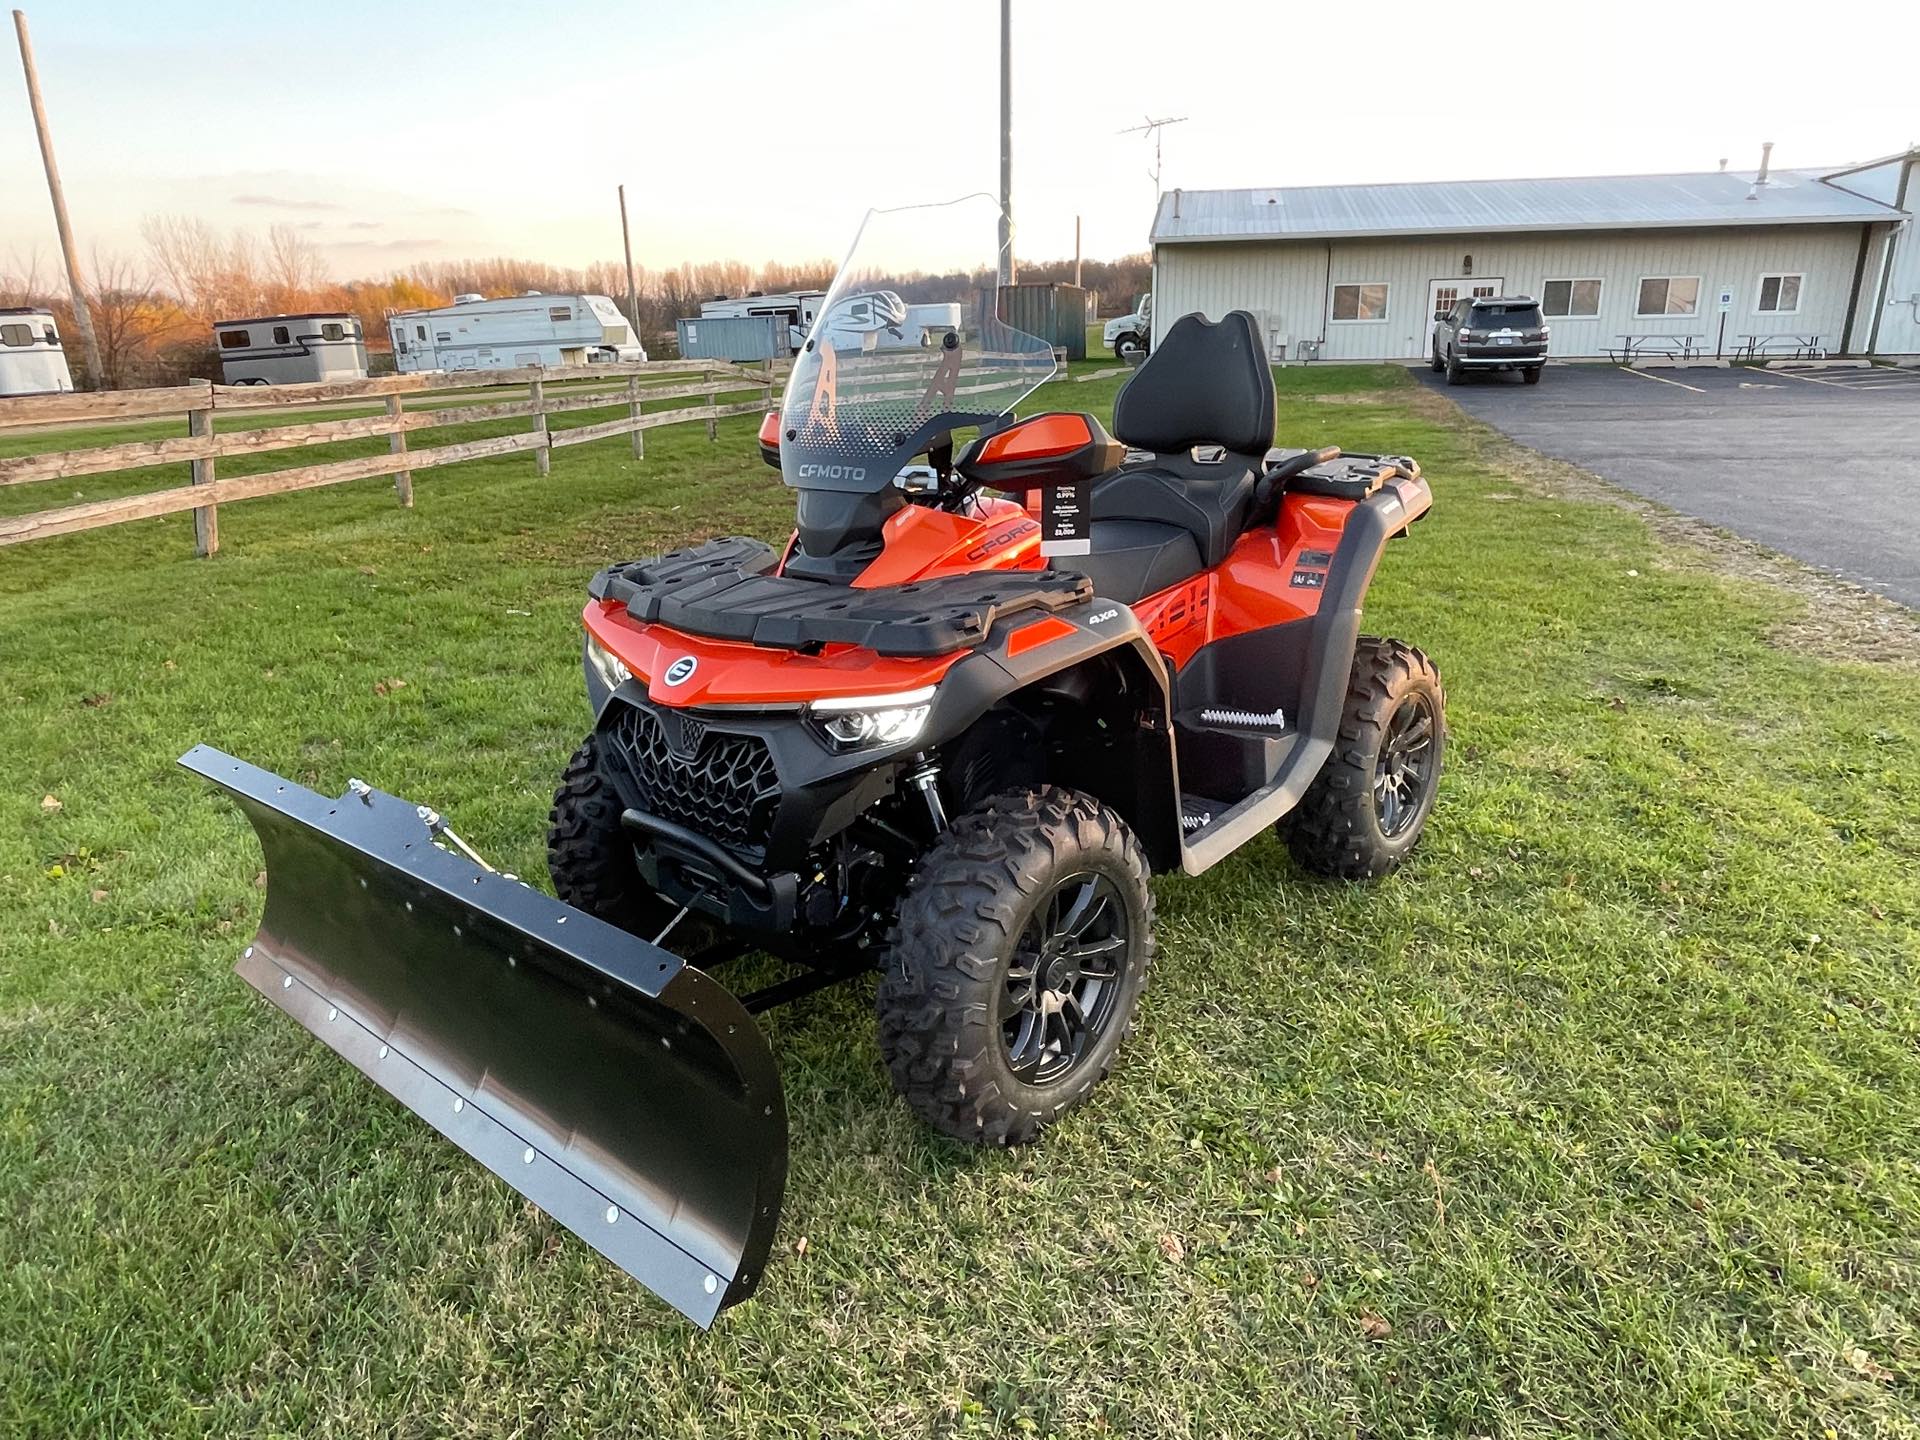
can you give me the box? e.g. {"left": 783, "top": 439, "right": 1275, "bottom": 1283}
{"left": 1418, "top": 363, "right": 1920, "bottom": 607}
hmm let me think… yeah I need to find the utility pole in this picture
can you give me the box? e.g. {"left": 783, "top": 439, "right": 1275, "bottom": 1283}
{"left": 1120, "top": 114, "right": 1189, "bottom": 201}
{"left": 12, "top": 9, "right": 103, "bottom": 388}
{"left": 1074, "top": 215, "right": 1082, "bottom": 288}
{"left": 998, "top": 0, "right": 1014, "bottom": 285}
{"left": 617, "top": 183, "right": 641, "bottom": 336}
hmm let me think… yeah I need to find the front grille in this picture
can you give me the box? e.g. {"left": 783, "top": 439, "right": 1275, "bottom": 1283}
{"left": 606, "top": 703, "right": 780, "bottom": 853}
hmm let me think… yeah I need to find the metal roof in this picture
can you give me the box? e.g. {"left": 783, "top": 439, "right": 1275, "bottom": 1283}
{"left": 1151, "top": 168, "right": 1907, "bottom": 245}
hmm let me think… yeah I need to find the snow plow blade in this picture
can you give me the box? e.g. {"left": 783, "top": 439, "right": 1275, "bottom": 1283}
{"left": 180, "top": 745, "right": 786, "bottom": 1328}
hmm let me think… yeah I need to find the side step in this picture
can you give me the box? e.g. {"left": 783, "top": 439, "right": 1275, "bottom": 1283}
{"left": 1176, "top": 728, "right": 1336, "bottom": 875}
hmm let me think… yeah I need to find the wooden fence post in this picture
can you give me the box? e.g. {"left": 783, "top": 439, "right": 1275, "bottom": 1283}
{"left": 530, "top": 376, "right": 550, "bottom": 475}
{"left": 705, "top": 367, "right": 718, "bottom": 442}
{"left": 627, "top": 374, "right": 644, "bottom": 459}
{"left": 386, "top": 394, "right": 413, "bottom": 506}
{"left": 189, "top": 404, "right": 217, "bottom": 557}
{"left": 762, "top": 358, "right": 777, "bottom": 413}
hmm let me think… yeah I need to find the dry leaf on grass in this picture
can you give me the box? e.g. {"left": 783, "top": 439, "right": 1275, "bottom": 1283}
{"left": 1358, "top": 1310, "right": 1392, "bottom": 1340}
{"left": 373, "top": 678, "right": 408, "bottom": 697}
{"left": 1157, "top": 1233, "right": 1186, "bottom": 1263}
{"left": 794, "top": 1235, "right": 809, "bottom": 1257}
{"left": 40, "top": 794, "right": 62, "bottom": 812}
{"left": 80, "top": 692, "right": 112, "bottom": 708}
{"left": 1846, "top": 1346, "right": 1894, "bottom": 1383}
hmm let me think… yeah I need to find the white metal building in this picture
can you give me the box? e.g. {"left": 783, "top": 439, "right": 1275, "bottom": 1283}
{"left": 213, "top": 313, "right": 368, "bottom": 386}
{"left": 1149, "top": 149, "right": 1920, "bottom": 361}
{"left": 389, "top": 293, "right": 647, "bottom": 373}
{"left": 0, "top": 307, "right": 74, "bottom": 395}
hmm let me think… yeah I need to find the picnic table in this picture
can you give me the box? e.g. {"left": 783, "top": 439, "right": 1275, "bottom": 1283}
{"left": 1732, "top": 334, "right": 1827, "bottom": 362}
{"left": 1606, "top": 334, "right": 1706, "bottom": 363}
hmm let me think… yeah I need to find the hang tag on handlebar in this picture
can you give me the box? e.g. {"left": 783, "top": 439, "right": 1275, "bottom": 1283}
{"left": 1039, "top": 479, "right": 1091, "bottom": 557}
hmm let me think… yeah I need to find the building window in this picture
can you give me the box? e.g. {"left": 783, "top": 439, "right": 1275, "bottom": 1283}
{"left": 321, "top": 322, "right": 345, "bottom": 340}
{"left": 1757, "top": 274, "right": 1802, "bottom": 313}
{"left": 1636, "top": 277, "right": 1700, "bottom": 317}
{"left": 273, "top": 325, "right": 291, "bottom": 344}
{"left": 548, "top": 306, "right": 572, "bottom": 323}
{"left": 43, "top": 324, "right": 58, "bottom": 344}
{"left": 416, "top": 324, "right": 427, "bottom": 340}
{"left": 1543, "top": 279, "right": 1602, "bottom": 317}
{"left": 0, "top": 323, "right": 31, "bottom": 347}
{"left": 219, "top": 329, "right": 252, "bottom": 349}
{"left": 1331, "top": 283, "right": 1389, "bottom": 321}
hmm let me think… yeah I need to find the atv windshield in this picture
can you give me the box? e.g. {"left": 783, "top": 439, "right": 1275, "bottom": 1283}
{"left": 779, "top": 195, "right": 1057, "bottom": 493}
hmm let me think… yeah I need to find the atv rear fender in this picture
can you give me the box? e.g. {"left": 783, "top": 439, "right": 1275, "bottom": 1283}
{"left": 918, "top": 470, "right": 1431, "bottom": 875}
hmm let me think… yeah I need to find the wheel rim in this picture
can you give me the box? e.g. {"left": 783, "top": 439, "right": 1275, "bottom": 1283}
{"left": 1374, "top": 692, "right": 1438, "bottom": 838}
{"left": 998, "top": 872, "right": 1129, "bottom": 1086}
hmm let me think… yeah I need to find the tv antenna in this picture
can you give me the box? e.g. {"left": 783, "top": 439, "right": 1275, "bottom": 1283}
{"left": 1120, "top": 114, "right": 1188, "bottom": 194}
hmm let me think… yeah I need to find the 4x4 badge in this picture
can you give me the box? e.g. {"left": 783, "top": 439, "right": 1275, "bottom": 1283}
{"left": 663, "top": 656, "right": 697, "bottom": 686}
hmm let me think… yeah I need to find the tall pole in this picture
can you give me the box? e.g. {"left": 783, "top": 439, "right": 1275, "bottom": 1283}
{"left": 998, "top": 0, "right": 1014, "bottom": 286}
{"left": 1074, "top": 215, "right": 1082, "bottom": 288}
{"left": 617, "top": 183, "right": 640, "bottom": 339}
{"left": 12, "top": 9, "right": 103, "bottom": 388}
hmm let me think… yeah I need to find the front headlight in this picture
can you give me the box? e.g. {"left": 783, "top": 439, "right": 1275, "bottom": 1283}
{"left": 585, "top": 634, "right": 633, "bottom": 692}
{"left": 808, "top": 686, "right": 935, "bottom": 752}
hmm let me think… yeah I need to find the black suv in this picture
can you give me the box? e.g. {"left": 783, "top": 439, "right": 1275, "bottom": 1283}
{"left": 1430, "top": 295, "right": 1549, "bottom": 385}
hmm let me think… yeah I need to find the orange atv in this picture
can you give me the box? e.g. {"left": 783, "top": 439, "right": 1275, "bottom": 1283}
{"left": 183, "top": 198, "right": 1441, "bottom": 1327}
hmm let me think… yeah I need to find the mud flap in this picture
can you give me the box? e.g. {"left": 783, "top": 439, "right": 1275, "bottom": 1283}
{"left": 180, "top": 745, "right": 786, "bottom": 1327}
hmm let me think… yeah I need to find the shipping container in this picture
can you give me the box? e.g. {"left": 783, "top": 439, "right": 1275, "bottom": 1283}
{"left": 676, "top": 313, "right": 789, "bottom": 362}
{"left": 997, "top": 284, "right": 1089, "bottom": 359}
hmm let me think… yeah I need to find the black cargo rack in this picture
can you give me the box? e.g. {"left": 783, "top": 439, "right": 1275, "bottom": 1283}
{"left": 590, "top": 537, "right": 1093, "bottom": 658}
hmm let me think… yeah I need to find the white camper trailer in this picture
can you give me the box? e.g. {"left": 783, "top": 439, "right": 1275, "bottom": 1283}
{"left": 0, "top": 307, "right": 75, "bottom": 396}
{"left": 387, "top": 293, "right": 647, "bottom": 374}
{"left": 214, "top": 313, "right": 368, "bottom": 386}
{"left": 811, "top": 290, "right": 965, "bottom": 352}
{"left": 698, "top": 290, "right": 826, "bottom": 353}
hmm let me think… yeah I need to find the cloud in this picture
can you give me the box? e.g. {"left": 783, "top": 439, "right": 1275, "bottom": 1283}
{"left": 232, "top": 193, "right": 345, "bottom": 211}
{"left": 332, "top": 237, "right": 439, "bottom": 251}
{"left": 347, "top": 221, "right": 384, "bottom": 230}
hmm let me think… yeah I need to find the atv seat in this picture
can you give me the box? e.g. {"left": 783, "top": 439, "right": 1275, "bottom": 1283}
{"left": 1068, "top": 519, "right": 1204, "bottom": 605}
{"left": 1089, "top": 310, "right": 1276, "bottom": 569}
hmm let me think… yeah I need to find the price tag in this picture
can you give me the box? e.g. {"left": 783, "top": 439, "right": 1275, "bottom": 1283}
{"left": 1039, "top": 479, "right": 1091, "bottom": 556}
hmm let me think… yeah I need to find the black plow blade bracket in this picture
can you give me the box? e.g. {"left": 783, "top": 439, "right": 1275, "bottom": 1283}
{"left": 178, "top": 745, "right": 787, "bottom": 1327}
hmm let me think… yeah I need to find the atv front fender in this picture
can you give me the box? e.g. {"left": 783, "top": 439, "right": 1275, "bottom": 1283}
{"left": 179, "top": 746, "right": 785, "bottom": 1328}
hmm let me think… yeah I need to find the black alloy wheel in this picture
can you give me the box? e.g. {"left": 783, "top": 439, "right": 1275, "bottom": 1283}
{"left": 999, "top": 872, "right": 1129, "bottom": 1085}
{"left": 1374, "top": 691, "right": 1438, "bottom": 838}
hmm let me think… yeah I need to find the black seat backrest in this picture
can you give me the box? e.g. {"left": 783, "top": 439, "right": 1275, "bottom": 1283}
{"left": 1112, "top": 310, "right": 1274, "bottom": 457}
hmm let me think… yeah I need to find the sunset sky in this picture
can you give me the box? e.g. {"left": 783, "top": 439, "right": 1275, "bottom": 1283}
{"left": 4, "top": 0, "right": 1916, "bottom": 282}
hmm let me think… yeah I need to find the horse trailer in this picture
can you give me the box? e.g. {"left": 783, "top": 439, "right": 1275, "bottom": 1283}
{"left": 0, "top": 308, "right": 75, "bottom": 395}
{"left": 214, "top": 313, "right": 368, "bottom": 386}
{"left": 388, "top": 293, "right": 647, "bottom": 374}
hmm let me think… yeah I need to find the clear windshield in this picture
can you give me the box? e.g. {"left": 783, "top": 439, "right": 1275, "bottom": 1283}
{"left": 779, "top": 195, "right": 1057, "bottom": 492}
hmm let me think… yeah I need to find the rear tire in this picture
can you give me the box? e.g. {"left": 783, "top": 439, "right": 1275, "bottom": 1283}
{"left": 876, "top": 787, "right": 1154, "bottom": 1146}
{"left": 548, "top": 732, "right": 718, "bottom": 948}
{"left": 1283, "top": 637, "right": 1444, "bottom": 880}
{"left": 1445, "top": 350, "right": 1463, "bottom": 385}
{"left": 1523, "top": 365, "right": 1544, "bottom": 385}
{"left": 1430, "top": 343, "right": 1444, "bottom": 373}
{"left": 1113, "top": 332, "right": 1141, "bottom": 361}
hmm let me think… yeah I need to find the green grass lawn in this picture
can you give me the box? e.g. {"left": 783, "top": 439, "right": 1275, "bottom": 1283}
{"left": 3, "top": 362, "right": 1918, "bottom": 1438}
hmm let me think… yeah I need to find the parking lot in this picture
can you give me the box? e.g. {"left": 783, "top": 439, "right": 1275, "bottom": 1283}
{"left": 1420, "top": 362, "right": 1920, "bottom": 607}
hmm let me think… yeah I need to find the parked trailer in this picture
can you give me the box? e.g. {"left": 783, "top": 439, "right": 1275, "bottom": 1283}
{"left": 0, "top": 307, "right": 75, "bottom": 395}
{"left": 388, "top": 293, "right": 647, "bottom": 374}
{"left": 214, "top": 313, "right": 368, "bottom": 386}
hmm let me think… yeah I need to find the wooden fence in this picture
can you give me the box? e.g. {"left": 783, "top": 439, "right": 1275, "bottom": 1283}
{"left": 0, "top": 359, "right": 784, "bottom": 554}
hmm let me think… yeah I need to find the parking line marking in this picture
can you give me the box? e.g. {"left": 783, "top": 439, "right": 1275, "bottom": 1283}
{"left": 1769, "top": 368, "right": 1862, "bottom": 388}
{"left": 1619, "top": 366, "right": 1705, "bottom": 393}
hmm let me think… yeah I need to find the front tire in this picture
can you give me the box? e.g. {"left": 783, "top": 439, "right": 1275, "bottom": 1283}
{"left": 1284, "top": 637, "right": 1444, "bottom": 879}
{"left": 876, "top": 787, "right": 1154, "bottom": 1146}
{"left": 1113, "top": 332, "right": 1142, "bottom": 361}
{"left": 547, "top": 732, "right": 717, "bottom": 948}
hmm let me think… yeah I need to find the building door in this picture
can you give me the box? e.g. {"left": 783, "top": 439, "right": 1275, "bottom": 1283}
{"left": 1427, "top": 277, "right": 1504, "bottom": 329}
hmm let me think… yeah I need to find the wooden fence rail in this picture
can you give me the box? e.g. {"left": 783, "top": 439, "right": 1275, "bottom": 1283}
{"left": 0, "top": 358, "right": 784, "bottom": 554}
